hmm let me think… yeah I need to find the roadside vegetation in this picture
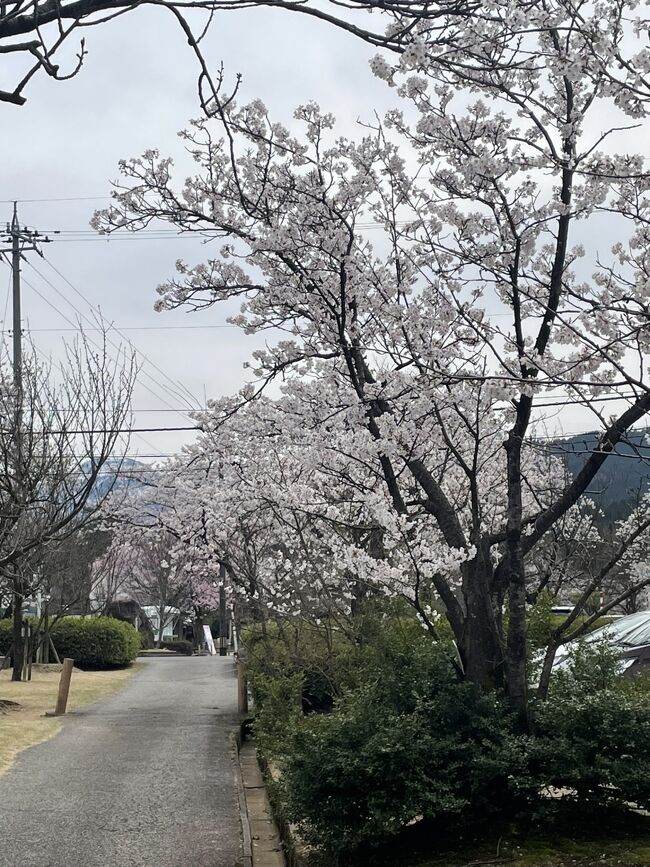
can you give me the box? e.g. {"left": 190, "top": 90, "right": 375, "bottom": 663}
{"left": 244, "top": 604, "right": 650, "bottom": 865}
{"left": 0, "top": 616, "right": 141, "bottom": 669}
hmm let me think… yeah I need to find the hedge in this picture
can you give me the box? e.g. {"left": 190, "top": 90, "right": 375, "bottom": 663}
{"left": 51, "top": 617, "right": 141, "bottom": 667}
{"left": 159, "top": 639, "right": 193, "bottom": 656}
{"left": 0, "top": 618, "right": 13, "bottom": 654}
{"left": 0, "top": 617, "right": 140, "bottom": 668}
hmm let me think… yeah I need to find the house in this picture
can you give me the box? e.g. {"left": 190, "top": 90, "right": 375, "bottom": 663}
{"left": 142, "top": 605, "right": 180, "bottom": 642}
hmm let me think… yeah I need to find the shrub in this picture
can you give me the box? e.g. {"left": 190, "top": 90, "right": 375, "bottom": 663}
{"left": 532, "top": 641, "right": 650, "bottom": 816}
{"left": 259, "top": 626, "right": 530, "bottom": 856}
{"left": 159, "top": 639, "right": 193, "bottom": 655}
{"left": 0, "top": 618, "right": 13, "bottom": 654}
{"left": 250, "top": 612, "right": 650, "bottom": 858}
{"left": 244, "top": 620, "right": 347, "bottom": 713}
{"left": 0, "top": 617, "right": 39, "bottom": 655}
{"left": 50, "top": 616, "right": 141, "bottom": 668}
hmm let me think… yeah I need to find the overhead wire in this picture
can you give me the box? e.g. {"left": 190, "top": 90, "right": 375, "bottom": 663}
{"left": 43, "top": 256, "right": 200, "bottom": 409}
{"left": 22, "top": 262, "right": 199, "bottom": 419}
{"left": 25, "top": 338, "right": 163, "bottom": 459}
{"left": 21, "top": 274, "right": 196, "bottom": 425}
{"left": 0, "top": 324, "right": 236, "bottom": 332}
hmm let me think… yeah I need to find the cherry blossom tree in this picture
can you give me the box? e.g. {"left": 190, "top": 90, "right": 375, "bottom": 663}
{"left": 102, "top": 460, "right": 226, "bottom": 645}
{"left": 0, "top": 0, "right": 463, "bottom": 107}
{"left": 94, "top": 0, "right": 650, "bottom": 722}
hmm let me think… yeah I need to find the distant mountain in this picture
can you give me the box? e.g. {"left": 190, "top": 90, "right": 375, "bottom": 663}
{"left": 552, "top": 430, "right": 650, "bottom": 523}
{"left": 89, "top": 457, "right": 151, "bottom": 503}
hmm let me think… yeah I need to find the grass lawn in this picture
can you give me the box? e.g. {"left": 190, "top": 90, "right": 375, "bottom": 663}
{"left": 0, "top": 663, "right": 142, "bottom": 775}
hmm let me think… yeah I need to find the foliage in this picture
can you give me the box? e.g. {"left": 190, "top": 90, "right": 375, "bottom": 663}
{"left": 244, "top": 619, "right": 350, "bottom": 714}
{"left": 249, "top": 613, "right": 650, "bottom": 857}
{"left": 251, "top": 620, "right": 531, "bottom": 855}
{"left": 159, "top": 639, "right": 193, "bottom": 655}
{"left": 0, "top": 618, "right": 15, "bottom": 654}
{"left": 531, "top": 642, "right": 650, "bottom": 815}
{"left": 49, "top": 617, "right": 141, "bottom": 668}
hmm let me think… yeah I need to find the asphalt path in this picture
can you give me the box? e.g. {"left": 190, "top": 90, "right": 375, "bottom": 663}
{"left": 0, "top": 656, "right": 242, "bottom": 867}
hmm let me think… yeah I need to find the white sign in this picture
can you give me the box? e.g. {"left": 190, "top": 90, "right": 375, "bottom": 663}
{"left": 203, "top": 624, "right": 217, "bottom": 656}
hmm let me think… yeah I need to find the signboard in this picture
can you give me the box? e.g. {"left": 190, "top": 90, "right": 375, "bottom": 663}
{"left": 203, "top": 624, "right": 217, "bottom": 656}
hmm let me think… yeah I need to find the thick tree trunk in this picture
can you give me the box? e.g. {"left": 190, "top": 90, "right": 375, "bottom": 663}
{"left": 11, "top": 585, "right": 24, "bottom": 682}
{"left": 506, "top": 577, "right": 529, "bottom": 726}
{"left": 460, "top": 562, "right": 504, "bottom": 690}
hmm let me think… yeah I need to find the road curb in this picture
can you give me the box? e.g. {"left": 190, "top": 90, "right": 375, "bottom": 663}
{"left": 232, "top": 728, "right": 253, "bottom": 867}
{"left": 233, "top": 722, "right": 286, "bottom": 867}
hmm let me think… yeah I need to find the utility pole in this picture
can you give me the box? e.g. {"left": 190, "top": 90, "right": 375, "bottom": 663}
{"left": 1, "top": 202, "right": 50, "bottom": 386}
{"left": 0, "top": 203, "right": 50, "bottom": 681}
{"left": 219, "top": 563, "right": 228, "bottom": 656}
{"left": 11, "top": 204, "right": 22, "bottom": 397}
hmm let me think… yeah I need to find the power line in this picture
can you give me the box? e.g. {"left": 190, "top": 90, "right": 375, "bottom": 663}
{"left": 21, "top": 261, "right": 199, "bottom": 418}
{"left": 0, "top": 425, "right": 200, "bottom": 435}
{"left": 0, "top": 196, "right": 112, "bottom": 204}
{"left": 1, "top": 324, "right": 235, "bottom": 332}
{"left": 21, "top": 274, "right": 195, "bottom": 422}
{"left": 44, "top": 257, "right": 200, "bottom": 409}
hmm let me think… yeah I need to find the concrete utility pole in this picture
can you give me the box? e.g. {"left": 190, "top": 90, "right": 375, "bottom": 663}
{"left": 11, "top": 204, "right": 22, "bottom": 397}
{"left": 218, "top": 563, "right": 228, "bottom": 656}
{"left": 1, "top": 202, "right": 50, "bottom": 386}
{"left": 1, "top": 203, "right": 50, "bottom": 681}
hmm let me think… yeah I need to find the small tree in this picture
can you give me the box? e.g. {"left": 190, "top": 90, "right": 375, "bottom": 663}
{"left": 0, "top": 336, "right": 135, "bottom": 680}
{"left": 104, "top": 526, "right": 190, "bottom": 644}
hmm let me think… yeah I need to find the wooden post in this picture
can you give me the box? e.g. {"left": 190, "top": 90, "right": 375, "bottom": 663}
{"left": 52, "top": 658, "right": 74, "bottom": 716}
{"left": 27, "top": 622, "right": 33, "bottom": 681}
{"left": 48, "top": 634, "right": 60, "bottom": 665}
{"left": 21, "top": 621, "right": 28, "bottom": 682}
{"left": 237, "top": 659, "right": 249, "bottom": 715}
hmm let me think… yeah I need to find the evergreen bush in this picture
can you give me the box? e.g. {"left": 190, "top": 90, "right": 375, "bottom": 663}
{"left": 247, "top": 613, "right": 650, "bottom": 858}
{"left": 50, "top": 616, "right": 141, "bottom": 668}
{"left": 159, "top": 638, "right": 193, "bottom": 655}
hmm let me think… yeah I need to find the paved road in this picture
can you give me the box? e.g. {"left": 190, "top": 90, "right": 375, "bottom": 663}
{"left": 0, "top": 657, "right": 242, "bottom": 867}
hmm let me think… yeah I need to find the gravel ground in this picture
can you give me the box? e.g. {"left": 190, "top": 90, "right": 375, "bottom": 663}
{"left": 0, "top": 656, "right": 242, "bottom": 867}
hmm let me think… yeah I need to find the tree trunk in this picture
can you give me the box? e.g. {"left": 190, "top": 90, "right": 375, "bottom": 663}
{"left": 11, "top": 584, "right": 24, "bottom": 682}
{"left": 460, "top": 562, "right": 504, "bottom": 690}
{"left": 537, "top": 640, "right": 559, "bottom": 701}
{"left": 506, "top": 577, "right": 529, "bottom": 727}
{"left": 193, "top": 609, "right": 204, "bottom": 651}
{"left": 504, "top": 432, "right": 530, "bottom": 730}
{"left": 157, "top": 600, "right": 165, "bottom": 646}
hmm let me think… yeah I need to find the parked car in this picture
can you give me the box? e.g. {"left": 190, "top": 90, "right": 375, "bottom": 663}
{"left": 552, "top": 610, "right": 650, "bottom": 676}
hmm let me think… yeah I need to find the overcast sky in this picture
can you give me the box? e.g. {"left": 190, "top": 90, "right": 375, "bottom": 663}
{"left": 0, "top": 6, "right": 390, "bottom": 460}
{"left": 1, "top": 6, "right": 648, "bottom": 462}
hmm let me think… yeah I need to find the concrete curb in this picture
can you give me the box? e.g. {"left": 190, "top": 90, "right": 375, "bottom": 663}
{"left": 232, "top": 729, "right": 253, "bottom": 867}
{"left": 234, "top": 723, "right": 286, "bottom": 867}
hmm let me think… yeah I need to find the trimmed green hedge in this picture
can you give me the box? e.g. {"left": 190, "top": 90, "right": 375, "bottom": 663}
{"left": 0, "top": 618, "right": 13, "bottom": 654}
{"left": 159, "top": 639, "right": 193, "bottom": 656}
{"left": 0, "top": 617, "right": 140, "bottom": 668}
{"left": 50, "top": 617, "right": 141, "bottom": 667}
